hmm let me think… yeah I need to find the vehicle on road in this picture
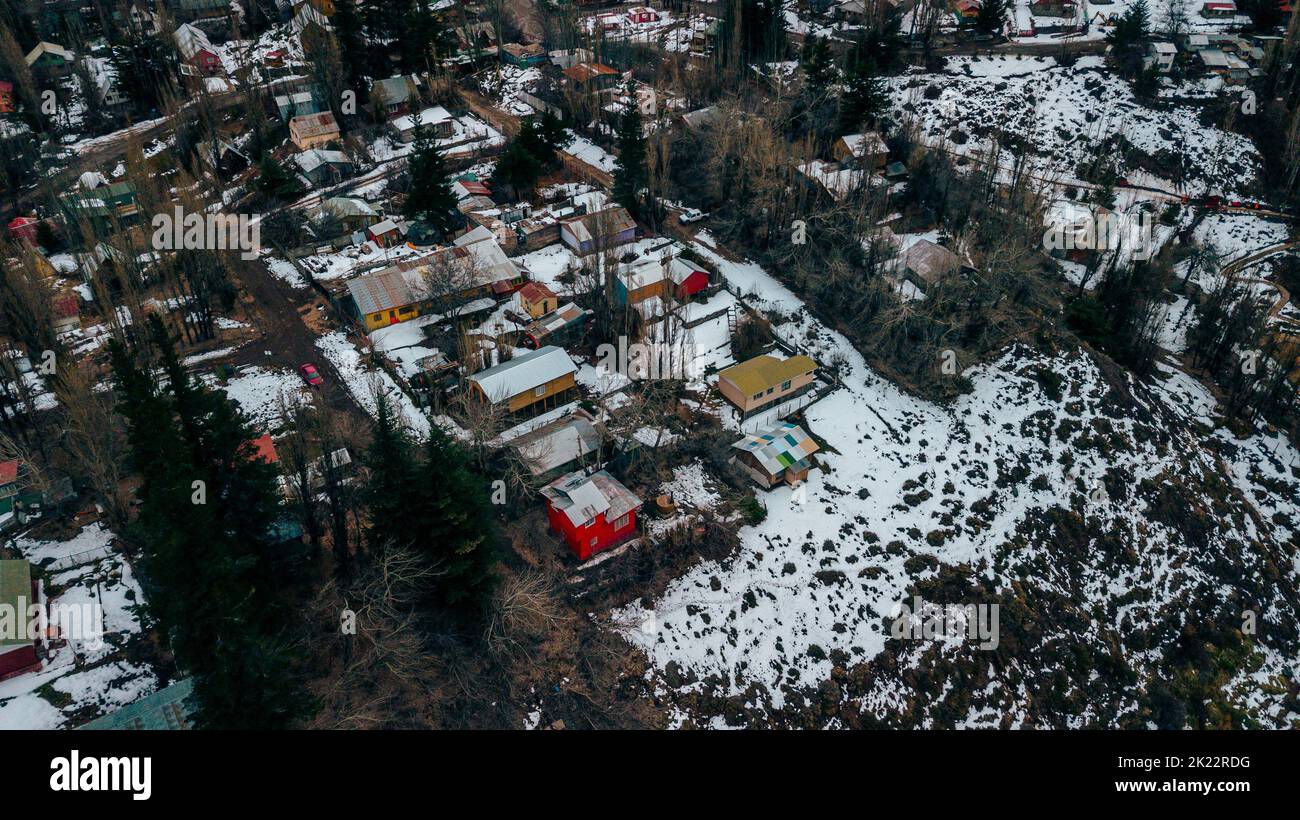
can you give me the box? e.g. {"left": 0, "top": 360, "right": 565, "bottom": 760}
{"left": 299, "top": 362, "right": 325, "bottom": 387}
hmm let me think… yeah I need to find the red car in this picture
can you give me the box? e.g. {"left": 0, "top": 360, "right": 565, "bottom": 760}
{"left": 299, "top": 363, "right": 324, "bottom": 388}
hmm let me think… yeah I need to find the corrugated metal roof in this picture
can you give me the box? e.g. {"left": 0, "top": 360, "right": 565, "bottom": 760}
{"left": 79, "top": 679, "right": 195, "bottom": 730}
{"left": 347, "top": 268, "right": 422, "bottom": 315}
{"left": 718, "top": 354, "right": 817, "bottom": 396}
{"left": 541, "top": 469, "right": 639, "bottom": 527}
{"left": 731, "top": 422, "right": 820, "bottom": 476}
{"left": 469, "top": 345, "right": 577, "bottom": 403}
{"left": 512, "top": 411, "right": 602, "bottom": 475}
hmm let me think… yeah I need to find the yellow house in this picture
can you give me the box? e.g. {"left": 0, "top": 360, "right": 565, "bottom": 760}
{"left": 717, "top": 354, "right": 817, "bottom": 415}
{"left": 288, "top": 111, "right": 340, "bottom": 150}
{"left": 347, "top": 268, "right": 427, "bottom": 332}
{"left": 519, "top": 281, "right": 558, "bottom": 318}
{"left": 468, "top": 346, "right": 579, "bottom": 416}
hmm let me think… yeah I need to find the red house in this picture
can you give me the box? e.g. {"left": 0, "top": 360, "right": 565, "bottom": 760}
{"left": 626, "top": 6, "right": 660, "bottom": 24}
{"left": 669, "top": 257, "right": 710, "bottom": 300}
{"left": 541, "top": 470, "right": 640, "bottom": 561}
{"left": 0, "top": 80, "right": 14, "bottom": 114}
{"left": 7, "top": 215, "right": 38, "bottom": 243}
{"left": 174, "top": 23, "right": 224, "bottom": 77}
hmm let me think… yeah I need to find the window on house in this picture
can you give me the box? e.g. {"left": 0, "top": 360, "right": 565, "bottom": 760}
{"left": 766, "top": 387, "right": 774, "bottom": 395}
{"left": 752, "top": 392, "right": 763, "bottom": 400}
{"left": 590, "top": 537, "right": 598, "bottom": 547}
{"left": 534, "top": 385, "right": 546, "bottom": 397}
{"left": 781, "top": 380, "right": 792, "bottom": 391}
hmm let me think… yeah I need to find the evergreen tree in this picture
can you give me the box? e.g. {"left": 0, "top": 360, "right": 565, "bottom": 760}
{"left": 975, "top": 0, "right": 1009, "bottom": 34}
{"left": 492, "top": 138, "right": 544, "bottom": 201}
{"left": 109, "top": 30, "right": 175, "bottom": 114}
{"left": 402, "top": 116, "right": 458, "bottom": 235}
{"left": 110, "top": 316, "right": 312, "bottom": 729}
{"left": 719, "top": 0, "right": 787, "bottom": 67}
{"left": 837, "top": 44, "right": 888, "bottom": 135}
{"left": 1106, "top": 0, "right": 1152, "bottom": 76}
{"left": 255, "top": 153, "right": 306, "bottom": 203}
{"left": 800, "top": 34, "right": 835, "bottom": 96}
{"left": 612, "top": 86, "right": 648, "bottom": 217}
{"left": 332, "top": 0, "right": 369, "bottom": 90}
{"left": 410, "top": 428, "right": 497, "bottom": 606}
{"left": 363, "top": 393, "right": 420, "bottom": 555}
{"left": 362, "top": 396, "right": 496, "bottom": 607}
{"left": 491, "top": 112, "right": 570, "bottom": 199}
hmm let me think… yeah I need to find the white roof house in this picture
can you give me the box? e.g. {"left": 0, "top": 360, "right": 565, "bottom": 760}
{"left": 173, "top": 23, "right": 216, "bottom": 63}
{"left": 510, "top": 409, "right": 603, "bottom": 475}
{"left": 24, "top": 41, "right": 73, "bottom": 67}
{"left": 838, "top": 131, "right": 888, "bottom": 159}
{"left": 469, "top": 346, "right": 577, "bottom": 404}
{"left": 391, "top": 105, "right": 453, "bottom": 139}
{"left": 293, "top": 148, "right": 352, "bottom": 174}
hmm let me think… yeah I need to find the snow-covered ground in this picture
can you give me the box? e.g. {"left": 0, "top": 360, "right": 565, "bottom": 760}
{"left": 889, "top": 55, "right": 1260, "bottom": 199}
{"left": 612, "top": 244, "right": 1300, "bottom": 728}
{"left": 0, "top": 525, "right": 157, "bottom": 730}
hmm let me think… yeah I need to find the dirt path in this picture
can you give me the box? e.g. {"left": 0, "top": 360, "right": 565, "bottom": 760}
{"left": 1223, "top": 240, "right": 1300, "bottom": 320}
{"left": 226, "top": 254, "right": 366, "bottom": 420}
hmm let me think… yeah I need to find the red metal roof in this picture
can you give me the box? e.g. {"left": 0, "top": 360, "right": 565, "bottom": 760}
{"left": 519, "top": 281, "right": 556, "bottom": 303}
{"left": 0, "top": 460, "right": 18, "bottom": 485}
{"left": 249, "top": 434, "right": 279, "bottom": 464}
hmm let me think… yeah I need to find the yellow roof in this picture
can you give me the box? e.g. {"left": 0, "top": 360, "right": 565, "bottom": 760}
{"left": 719, "top": 354, "right": 816, "bottom": 395}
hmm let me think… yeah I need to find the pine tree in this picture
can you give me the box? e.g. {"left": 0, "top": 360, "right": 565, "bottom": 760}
{"left": 363, "top": 393, "right": 420, "bottom": 555}
{"left": 837, "top": 45, "right": 888, "bottom": 135}
{"left": 613, "top": 86, "right": 648, "bottom": 217}
{"left": 1106, "top": 0, "right": 1152, "bottom": 76}
{"left": 976, "top": 0, "right": 1009, "bottom": 34}
{"left": 332, "top": 0, "right": 368, "bottom": 90}
{"left": 800, "top": 34, "right": 835, "bottom": 96}
{"left": 255, "top": 153, "right": 305, "bottom": 203}
{"left": 491, "top": 113, "right": 570, "bottom": 200}
{"left": 402, "top": 116, "right": 458, "bottom": 235}
{"left": 361, "top": 396, "right": 497, "bottom": 607}
{"left": 410, "top": 427, "right": 497, "bottom": 607}
{"left": 110, "top": 316, "right": 312, "bottom": 729}
{"left": 492, "top": 137, "right": 544, "bottom": 201}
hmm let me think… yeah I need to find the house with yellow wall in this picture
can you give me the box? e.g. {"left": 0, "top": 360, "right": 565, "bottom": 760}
{"left": 347, "top": 268, "right": 427, "bottom": 332}
{"left": 717, "top": 354, "right": 817, "bottom": 416}
{"left": 468, "top": 346, "right": 579, "bottom": 416}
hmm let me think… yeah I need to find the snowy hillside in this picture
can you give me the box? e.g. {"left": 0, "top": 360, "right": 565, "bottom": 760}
{"left": 890, "top": 55, "right": 1260, "bottom": 198}
{"left": 614, "top": 253, "right": 1300, "bottom": 729}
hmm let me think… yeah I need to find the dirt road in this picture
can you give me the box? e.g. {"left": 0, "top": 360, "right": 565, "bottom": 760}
{"left": 226, "top": 254, "right": 366, "bottom": 420}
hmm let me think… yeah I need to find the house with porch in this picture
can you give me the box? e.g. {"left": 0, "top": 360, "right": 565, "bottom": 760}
{"left": 559, "top": 206, "right": 637, "bottom": 255}
{"left": 468, "top": 345, "right": 579, "bottom": 416}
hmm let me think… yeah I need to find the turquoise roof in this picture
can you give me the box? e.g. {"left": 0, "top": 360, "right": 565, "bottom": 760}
{"left": 80, "top": 679, "right": 195, "bottom": 730}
